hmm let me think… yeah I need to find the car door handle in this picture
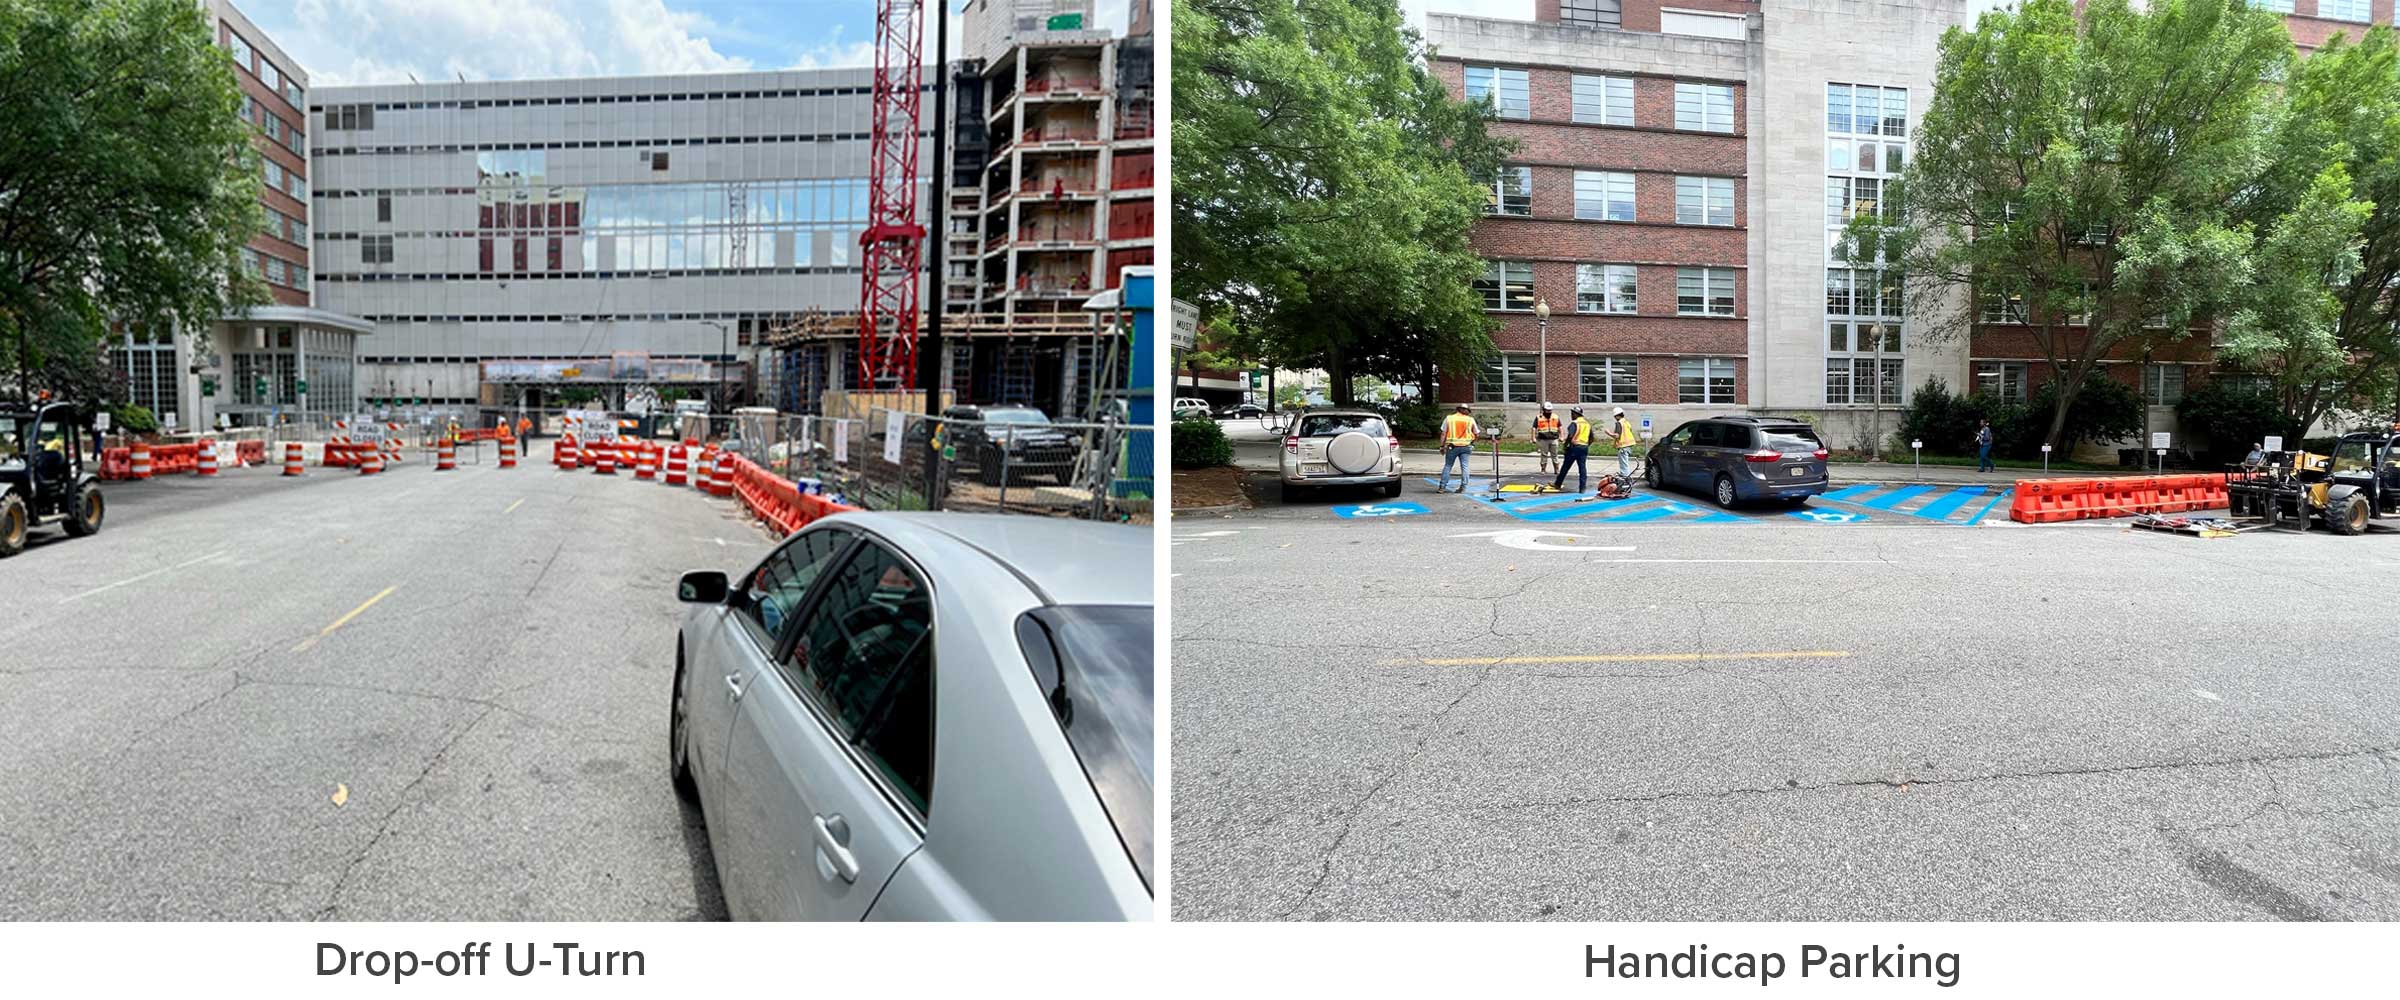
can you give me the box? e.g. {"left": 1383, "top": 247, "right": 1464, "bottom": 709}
{"left": 812, "top": 813, "right": 859, "bottom": 884}
{"left": 723, "top": 672, "right": 744, "bottom": 701}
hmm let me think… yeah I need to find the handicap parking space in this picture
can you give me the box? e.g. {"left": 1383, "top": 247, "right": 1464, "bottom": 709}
{"left": 1416, "top": 477, "right": 2013, "bottom": 527}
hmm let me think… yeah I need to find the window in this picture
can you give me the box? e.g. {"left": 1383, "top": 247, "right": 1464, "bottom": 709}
{"left": 736, "top": 528, "right": 852, "bottom": 642}
{"left": 263, "top": 114, "right": 281, "bottom": 141}
{"left": 2321, "top": 0, "right": 2368, "bottom": 21}
{"left": 1677, "top": 176, "right": 1735, "bottom": 226}
{"left": 261, "top": 61, "right": 280, "bottom": 91}
{"left": 2248, "top": 0, "right": 2294, "bottom": 12}
{"left": 1477, "top": 353, "right": 1538, "bottom": 403}
{"left": 1488, "top": 166, "right": 1531, "bottom": 216}
{"left": 240, "top": 248, "right": 260, "bottom": 276}
{"left": 1828, "top": 83, "right": 1907, "bottom": 137}
{"left": 1560, "top": 0, "right": 1622, "bottom": 28}
{"left": 1463, "top": 66, "right": 1530, "bottom": 119}
{"left": 1677, "top": 267, "right": 1736, "bottom": 316}
{"left": 289, "top": 217, "right": 306, "bottom": 243}
{"left": 651, "top": 150, "right": 670, "bottom": 171}
{"left": 1579, "top": 356, "right": 1637, "bottom": 403}
{"left": 227, "top": 31, "right": 252, "bottom": 72}
{"left": 1575, "top": 171, "right": 1635, "bottom": 221}
{"left": 1475, "top": 260, "right": 1535, "bottom": 311}
{"left": 1571, "top": 74, "right": 1634, "bottom": 126}
{"left": 264, "top": 160, "right": 283, "bottom": 188}
{"left": 1576, "top": 264, "right": 1636, "bottom": 314}
{"left": 360, "top": 235, "right": 393, "bottom": 264}
{"left": 1678, "top": 358, "right": 1736, "bottom": 404}
{"left": 283, "top": 79, "right": 303, "bottom": 109}
{"left": 1980, "top": 289, "right": 2027, "bottom": 324}
{"left": 1675, "top": 82, "right": 1735, "bottom": 133}
{"left": 1826, "top": 176, "right": 1882, "bottom": 221}
{"left": 376, "top": 196, "right": 392, "bottom": 223}
{"left": 779, "top": 541, "right": 935, "bottom": 813}
{"left": 265, "top": 257, "right": 286, "bottom": 286}
{"left": 1014, "top": 605, "right": 1152, "bottom": 887}
{"left": 1825, "top": 359, "right": 1903, "bottom": 405}
{"left": 1974, "top": 361, "right": 2028, "bottom": 403}
{"left": 286, "top": 172, "right": 305, "bottom": 200}
{"left": 2144, "top": 363, "right": 2186, "bottom": 405}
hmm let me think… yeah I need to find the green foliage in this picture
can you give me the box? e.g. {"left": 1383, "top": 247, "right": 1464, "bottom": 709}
{"left": 1897, "top": 375, "right": 2141, "bottom": 459}
{"left": 2174, "top": 379, "right": 2291, "bottom": 463}
{"left": 112, "top": 404, "right": 156, "bottom": 435}
{"left": 2030, "top": 374, "right": 2145, "bottom": 454}
{"left": 1174, "top": 0, "right": 1511, "bottom": 404}
{"left": 1852, "top": 0, "right": 2292, "bottom": 449}
{"left": 1388, "top": 400, "right": 1443, "bottom": 439}
{"left": 1171, "top": 417, "right": 1234, "bottom": 469}
{"left": 0, "top": 0, "right": 271, "bottom": 397}
{"left": 557, "top": 387, "right": 601, "bottom": 406}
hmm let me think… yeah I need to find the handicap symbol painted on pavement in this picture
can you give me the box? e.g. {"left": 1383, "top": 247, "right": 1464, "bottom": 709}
{"left": 1332, "top": 501, "right": 1429, "bottom": 519}
{"left": 1786, "top": 507, "right": 1868, "bottom": 524}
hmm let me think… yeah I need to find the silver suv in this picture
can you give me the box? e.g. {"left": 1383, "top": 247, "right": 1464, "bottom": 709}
{"left": 1277, "top": 409, "right": 1402, "bottom": 500}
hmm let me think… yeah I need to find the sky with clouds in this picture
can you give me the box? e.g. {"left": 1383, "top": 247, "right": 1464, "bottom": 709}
{"left": 237, "top": 0, "right": 1134, "bottom": 87}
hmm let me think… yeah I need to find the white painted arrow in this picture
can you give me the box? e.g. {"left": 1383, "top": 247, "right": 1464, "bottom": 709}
{"left": 1448, "top": 529, "right": 1636, "bottom": 553}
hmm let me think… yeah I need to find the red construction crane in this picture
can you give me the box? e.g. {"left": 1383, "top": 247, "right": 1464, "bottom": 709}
{"left": 858, "top": 0, "right": 926, "bottom": 389}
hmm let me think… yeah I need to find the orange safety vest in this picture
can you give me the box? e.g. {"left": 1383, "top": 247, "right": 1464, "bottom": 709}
{"left": 1441, "top": 413, "right": 1478, "bottom": 447}
{"left": 1533, "top": 414, "right": 1561, "bottom": 439}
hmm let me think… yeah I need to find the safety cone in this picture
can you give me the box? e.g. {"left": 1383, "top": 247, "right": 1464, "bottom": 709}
{"left": 360, "top": 447, "right": 385, "bottom": 475}
{"left": 283, "top": 442, "right": 305, "bottom": 476}
{"left": 498, "top": 437, "right": 517, "bottom": 469}
{"left": 595, "top": 442, "right": 616, "bottom": 474}
{"left": 130, "top": 441, "right": 153, "bottom": 480}
{"left": 436, "top": 437, "right": 457, "bottom": 471}
{"left": 695, "top": 446, "right": 716, "bottom": 491}
{"left": 196, "top": 439, "right": 219, "bottom": 477}
{"left": 664, "top": 444, "right": 688, "bottom": 486}
{"left": 555, "top": 434, "right": 575, "bottom": 469}
{"left": 710, "top": 452, "right": 734, "bottom": 497}
{"left": 635, "top": 443, "right": 657, "bottom": 481}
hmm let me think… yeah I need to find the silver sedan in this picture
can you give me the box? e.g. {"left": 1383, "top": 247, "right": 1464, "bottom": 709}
{"left": 669, "top": 512, "right": 1153, "bottom": 920}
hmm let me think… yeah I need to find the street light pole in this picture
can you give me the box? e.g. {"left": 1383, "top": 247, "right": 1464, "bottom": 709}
{"left": 703, "top": 320, "right": 731, "bottom": 411}
{"left": 1534, "top": 298, "right": 1550, "bottom": 410}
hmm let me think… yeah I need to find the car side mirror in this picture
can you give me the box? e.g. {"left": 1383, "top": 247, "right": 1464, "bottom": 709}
{"left": 677, "top": 570, "right": 729, "bottom": 603}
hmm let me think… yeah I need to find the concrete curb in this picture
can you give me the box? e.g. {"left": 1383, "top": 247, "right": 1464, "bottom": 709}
{"left": 1171, "top": 502, "right": 1251, "bottom": 516}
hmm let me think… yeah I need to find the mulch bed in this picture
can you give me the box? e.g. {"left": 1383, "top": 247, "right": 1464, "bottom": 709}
{"left": 1172, "top": 464, "right": 1254, "bottom": 509}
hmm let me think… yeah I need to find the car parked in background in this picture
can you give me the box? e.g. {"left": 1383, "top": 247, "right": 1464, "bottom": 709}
{"left": 1171, "top": 398, "right": 1213, "bottom": 420}
{"left": 1645, "top": 416, "right": 1830, "bottom": 508}
{"left": 1218, "top": 402, "right": 1268, "bottom": 420}
{"left": 941, "top": 404, "right": 1079, "bottom": 485}
{"left": 1278, "top": 409, "right": 1402, "bottom": 500}
{"left": 669, "top": 513, "right": 1153, "bottom": 920}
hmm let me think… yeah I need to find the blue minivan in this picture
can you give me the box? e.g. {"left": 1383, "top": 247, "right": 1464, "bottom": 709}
{"left": 1645, "top": 416, "right": 1831, "bottom": 507}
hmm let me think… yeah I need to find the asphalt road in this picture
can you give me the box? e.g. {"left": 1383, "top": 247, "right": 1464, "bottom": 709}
{"left": 1170, "top": 486, "right": 2400, "bottom": 921}
{"left": 0, "top": 445, "right": 776, "bottom": 919}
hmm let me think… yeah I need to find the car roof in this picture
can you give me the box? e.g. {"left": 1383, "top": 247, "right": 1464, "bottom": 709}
{"left": 822, "top": 512, "right": 1152, "bottom": 607}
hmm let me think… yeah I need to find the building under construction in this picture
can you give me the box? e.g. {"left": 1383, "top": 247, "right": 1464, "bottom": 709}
{"left": 759, "top": 0, "right": 1155, "bottom": 421}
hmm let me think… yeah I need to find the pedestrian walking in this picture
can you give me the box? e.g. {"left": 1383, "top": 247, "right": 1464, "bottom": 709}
{"left": 1975, "top": 419, "right": 1995, "bottom": 473}
{"left": 1609, "top": 406, "right": 1638, "bottom": 478}
{"left": 1532, "top": 402, "right": 1561, "bottom": 475}
{"left": 1436, "top": 404, "right": 1478, "bottom": 493}
{"left": 1551, "top": 407, "right": 1593, "bottom": 494}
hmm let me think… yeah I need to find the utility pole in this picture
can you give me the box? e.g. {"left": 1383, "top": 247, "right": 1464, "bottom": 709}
{"left": 917, "top": 0, "right": 950, "bottom": 419}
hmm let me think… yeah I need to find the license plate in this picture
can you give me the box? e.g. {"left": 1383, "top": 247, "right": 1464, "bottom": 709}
{"left": 1790, "top": 466, "right": 1812, "bottom": 477}
{"left": 1302, "top": 462, "right": 1330, "bottom": 474}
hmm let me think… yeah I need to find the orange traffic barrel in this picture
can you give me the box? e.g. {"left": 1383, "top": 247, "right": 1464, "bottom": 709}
{"left": 436, "top": 437, "right": 457, "bottom": 471}
{"left": 130, "top": 441, "right": 152, "bottom": 479}
{"left": 498, "top": 437, "right": 517, "bottom": 469}
{"left": 664, "top": 444, "right": 688, "bottom": 486}
{"left": 283, "top": 442, "right": 305, "bottom": 476}
{"left": 196, "top": 439, "right": 218, "bottom": 476}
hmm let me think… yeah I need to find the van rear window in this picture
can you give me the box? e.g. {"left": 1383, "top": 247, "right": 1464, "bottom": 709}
{"left": 1761, "top": 428, "right": 1823, "bottom": 454}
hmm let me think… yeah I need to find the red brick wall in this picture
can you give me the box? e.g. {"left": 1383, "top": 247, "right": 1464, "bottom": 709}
{"left": 2287, "top": 1, "right": 2392, "bottom": 51}
{"left": 1970, "top": 326, "right": 2218, "bottom": 365}
{"left": 222, "top": 19, "right": 309, "bottom": 307}
{"left": 1435, "top": 355, "right": 1746, "bottom": 408}
{"left": 1533, "top": 0, "right": 1758, "bottom": 31}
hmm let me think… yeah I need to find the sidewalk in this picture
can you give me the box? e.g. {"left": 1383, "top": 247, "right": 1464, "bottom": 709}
{"left": 1229, "top": 439, "right": 2118, "bottom": 487}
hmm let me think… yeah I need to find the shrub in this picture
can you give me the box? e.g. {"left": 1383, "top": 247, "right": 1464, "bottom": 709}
{"left": 113, "top": 404, "right": 158, "bottom": 435}
{"left": 1897, "top": 378, "right": 2028, "bottom": 456}
{"left": 1171, "top": 417, "right": 1233, "bottom": 469}
{"left": 1389, "top": 401, "right": 1444, "bottom": 439}
{"left": 2174, "top": 379, "right": 2288, "bottom": 464}
{"left": 2024, "top": 374, "right": 2143, "bottom": 456}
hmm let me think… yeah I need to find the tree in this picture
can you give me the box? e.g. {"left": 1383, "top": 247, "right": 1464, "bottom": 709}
{"left": 1850, "top": 0, "right": 2290, "bottom": 451}
{"left": 2222, "top": 29, "right": 2400, "bottom": 434}
{"left": 1173, "top": 0, "right": 1510, "bottom": 406}
{"left": 0, "top": 0, "right": 269, "bottom": 401}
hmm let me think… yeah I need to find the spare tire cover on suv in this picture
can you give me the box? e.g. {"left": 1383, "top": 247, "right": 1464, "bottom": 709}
{"left": 1326, "top": 431, "right": 1380, "bottom": 474}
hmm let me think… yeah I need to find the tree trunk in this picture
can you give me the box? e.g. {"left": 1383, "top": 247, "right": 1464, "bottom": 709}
{"left": 1326, "top": 345, "right": 1352, "bottom": 406}
{"left": 2042, "top": 366, "right": 2087, "bottom": 453}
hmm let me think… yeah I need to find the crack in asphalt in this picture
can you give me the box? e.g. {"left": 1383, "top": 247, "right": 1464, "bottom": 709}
{"left": 314, "top": 705, "right": 498, "bottom": 921}
{"left": 1482, "top": 744, "right": 2400, "bottom": 814}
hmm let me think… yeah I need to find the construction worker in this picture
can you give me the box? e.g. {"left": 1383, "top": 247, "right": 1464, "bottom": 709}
{"left": 1436, "top": 403, "right": 1478, "bottom": 493}
{"left": 1551, "top": 407, "right": 1593, "bottom": 493}
{"left": 1531, "top": 402, "right": 1561, "bottom": 475}
{"left": 516, "top": 416, "right": 532, "bottom": 441}
{"left": 1609, "top": 406, "right": 1638, "bottom": 478}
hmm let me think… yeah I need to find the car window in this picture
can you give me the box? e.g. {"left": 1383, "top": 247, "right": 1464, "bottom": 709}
{"left": 984, "top": 409, "right": 1050, "bottom": 425}
{"left": 1761, "top": 427, "right": 1822, "bottom": 453}
{"left": 1686, "top": 423, "right": 1721, "bottom": 448}
{"left": 781, "top": 541, "right": 935, "bottom": 811}
{"left": 1015, "top": 605, "right": 1154, "bottom": 890}
{"left": 735, "top": 526, "right": 851, "bottom": 642}
{"left": 1297, "top": 414, "right": 1388, "bottom": 437}
{"left": 1662, "top": 424, "right": 1692, "bottom": 446}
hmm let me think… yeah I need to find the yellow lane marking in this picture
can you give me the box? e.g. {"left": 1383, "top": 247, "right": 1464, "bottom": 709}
{"left": 292, "top": 585, "right": 399, "bottom": 653}
{"left": 504, "top": 498, "right": 526, "bottom": 514}
{"left": 1388, "top": 650, "right": 1851, "bottom": 667}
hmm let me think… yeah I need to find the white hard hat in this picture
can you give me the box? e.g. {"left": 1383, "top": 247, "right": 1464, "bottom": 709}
{"left": 1612, "top": 407, "right": 1625, "bottom": 416}
{"left": 1539, "top": 401, "right": 1552, "bottom": 410}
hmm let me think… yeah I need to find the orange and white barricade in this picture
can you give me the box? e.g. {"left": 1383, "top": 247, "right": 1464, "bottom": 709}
{"left": 594, "top": 442, "right": 616, "bottom": 474}
{"left": 436, "top": 437, "right": 457, "bottom": 471}
{"left": 634, "top": 443, "right": 657, "bottom": 480}
{"left": 695, "top": 446, "right": 717, "bottom": 491}
{"left": 554, "top": 435, "right": 576, "bottom": 469}
{"left": 664, "top": 444, "right": 688, "bottom": 486}
{"left": 196, "top": 439, "right": 219, "bottom": 476}
{"left": 130, "top": 442, "right": 153, "bottom": 480}
{"left": 360, "top": 446, "right": 385, "bottom": 475}
{"left": 709, "top": 453, "right": 735, "bottom": 497}
{"left": 498, "top": 437, "right": 517, "bottom": 469}
{"left": 283, "top": 442, "right": 306, "bottom": 476}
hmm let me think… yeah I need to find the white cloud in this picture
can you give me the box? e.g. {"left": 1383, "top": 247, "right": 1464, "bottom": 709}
{"left": 283, "top": 0, "right": 753, "bottom": 86}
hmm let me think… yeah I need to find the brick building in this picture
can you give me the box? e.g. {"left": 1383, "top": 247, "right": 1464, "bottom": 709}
{"left": 1427, "top": 0, "right": 2391, "bottom": 454}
